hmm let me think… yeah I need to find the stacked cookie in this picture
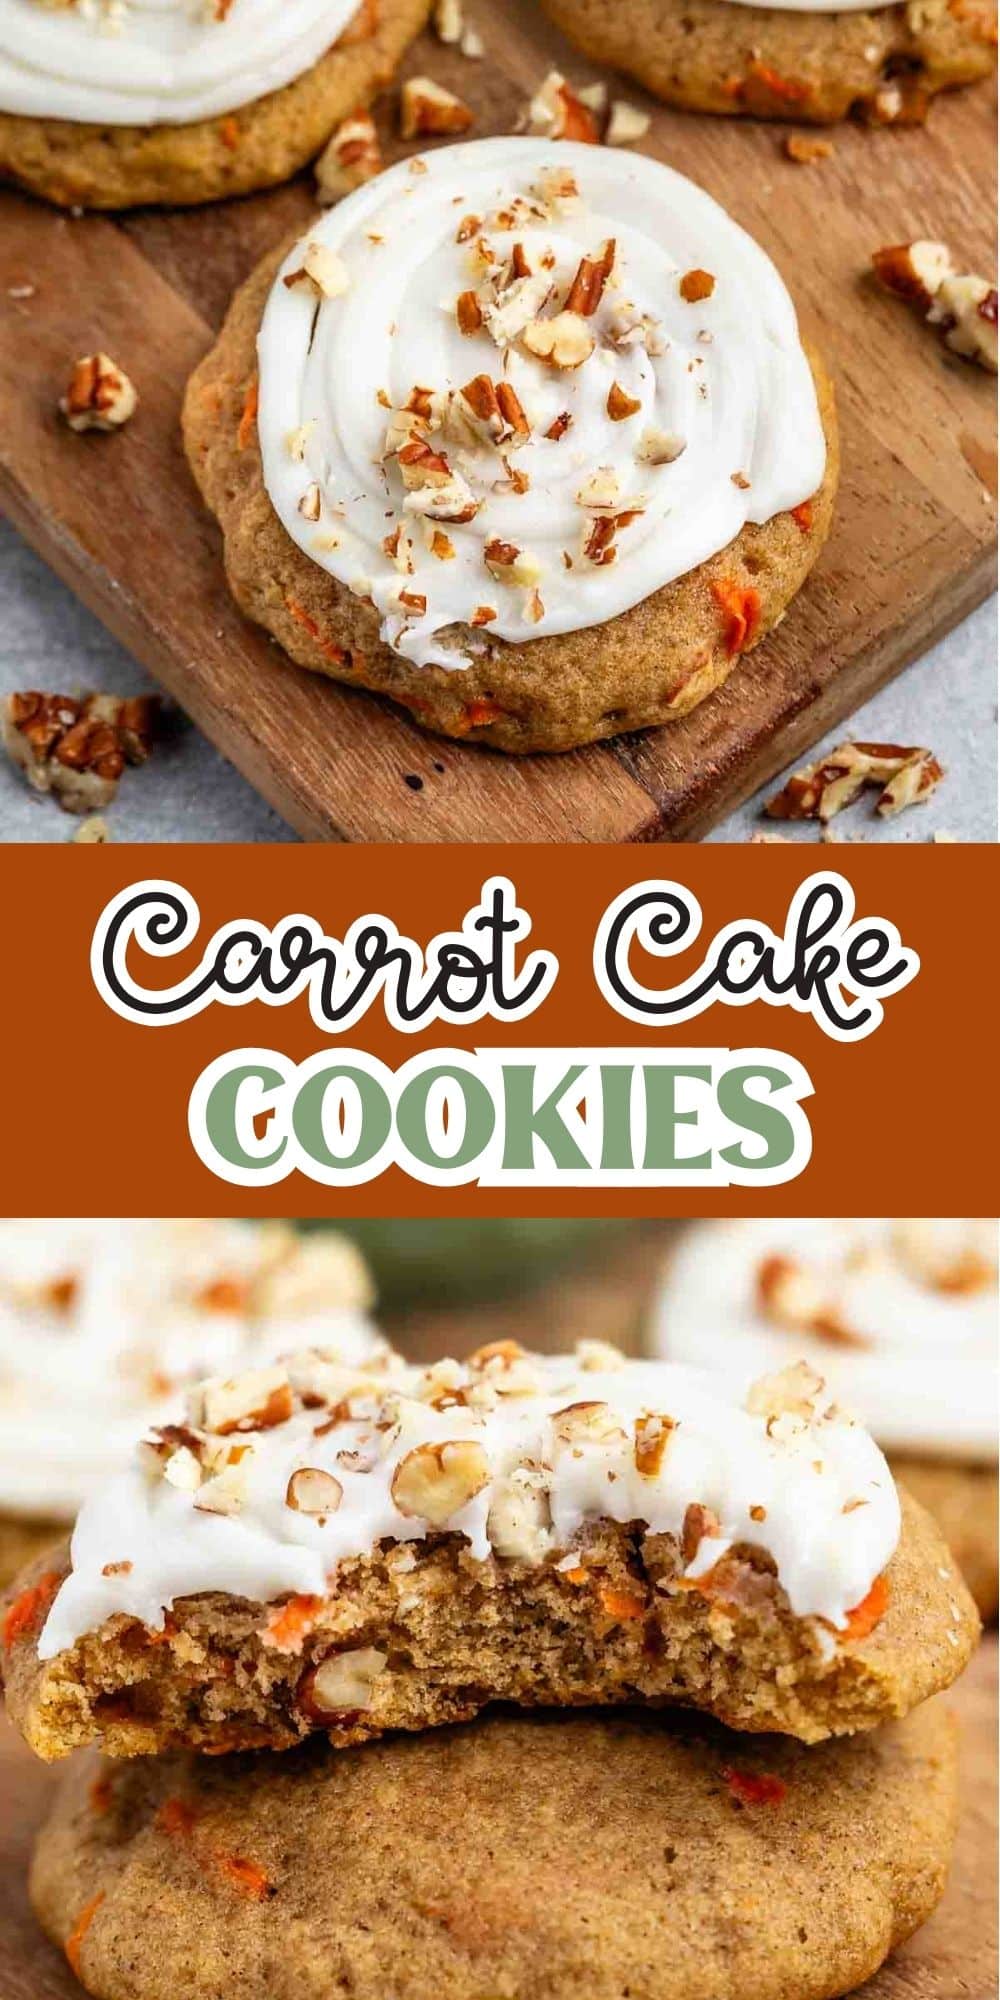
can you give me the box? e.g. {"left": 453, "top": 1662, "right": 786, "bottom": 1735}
{"left": 652, "top": 1217, "right": 999, "bottom": 1616}
{"left": 1, "top": 1337, "right": 979, "bottom": 1998}
{"left": 0, "top": 1218, "right": 382, "bottom": 1587}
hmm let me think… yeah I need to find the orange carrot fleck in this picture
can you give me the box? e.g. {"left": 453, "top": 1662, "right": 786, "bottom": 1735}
{"left": 263, "top": 1594, "right": 322, "bottom": 1655}
{"left": 2, "top": 1571, "right": 60, "bottom": 1650}
{"left": 215, "top": 1852, "right": 274, "bottom": 1900}
{"left": 284, "top": 595, "right": 349, "bottom": 667}
{"left": 157, "top": 1796, "right": 199, "bottom": 1839}
{"left": 840, "top": 1573, "right": 890, "bottom": 1642}
{"left": 143, "top": 1614, "right": 176, "bottom": 1647}
{"left": 220, "top": 115, "right": 240, "bottom": 151}
{"left": 89, "top": 1776, "right": 114, "bottom": 1817}
{"left": 791, "top": 499, "right": 814, "bottom": 533}
{"left": 711, "top": 578, "right": 762, "bottom": 655}
{"left": 598, "top": 1585, "right": 646, "bottom": 1621}
{"left": 237, "top": 376, "right": 259, "bottom": 451}
{"left": 722, "top": 1767, "right": 788, "bottom": 1806}
{"left": 461, "top": 697, "right": 505, "bottom": 727}
{"left": 748, "top": 59, "right": 812, "bottom": 101}
{"left": 561, "top": 1565, "right": 588, "bottom": 1585}
{"left": 66, "top": 1894, "right": 105, "bottom": 1978}
{"left": 721, "top": 75, "right": 745, "bottom": 97}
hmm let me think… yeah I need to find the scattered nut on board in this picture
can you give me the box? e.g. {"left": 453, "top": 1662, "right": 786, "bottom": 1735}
{"left": 59, "top": 353, "right": 137, "bottom": 432}
{"left": 401, "top": 75, "right": 475, "bottom": 138}
{"left": 872, "top": 240, "right": 998, "bottom": 372}
{"left": 315, "top": 111, "right": 382, "bottom": 202}
{"left": 2, "top": 691, "right": 158, "bottom": 815}
{"left": 784, "top": 134, "right": 834, "bottom": 163}
{"left": 523, "top": 69, "right": 649, "bottom": 146}
{"left": 524, "top": 70, "right": 601, "bottom": 142}
{"left": 766, "top": 742, "right": 944, "bottom": 824}
{"left": 606, "top": 100, "right": 651, "bottom": 146}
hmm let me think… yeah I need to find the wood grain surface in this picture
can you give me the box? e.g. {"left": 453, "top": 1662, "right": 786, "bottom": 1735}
{"left": 0, "top": 0, "right": 995, "bottom": 840}
{"left": 0, "top": 1638, "right": 994, "bottom": 1997}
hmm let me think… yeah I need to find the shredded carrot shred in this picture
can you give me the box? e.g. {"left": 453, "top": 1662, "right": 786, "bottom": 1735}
{"left": 143, "top": 1614, "right": 176, "bottom": 1647}
{"left": 722, "top": 1767, "right": 788, "bottom": 1806}
{"left": 748, "top": 59, "right": 812, "bottom": 101}
{"left": 89, "top": 1776, "right": 113, "bottom": 1817}
{"left": 840, "top": 1573, "right": 890, "bottom": 1642}
{"left": 66, "top": 1894, "right": 105, "bottom": 1977}
{"left": 598, "top": 1585, "right": 646, "bottom": 1621}
{"left": 215, "top": 1853, "right": 274, "bottom": 1900}
{"left": 284, "top": 595, "right": 349, "bottom": 667}
{"left": 561, "top": 1565, "right": 588, "bottom": 1586}
{"left": 711, "top": 578, "right": 762, "bottom": 655}
{"left": 237, "top": 376, "right": 259, "bottom": 451}
{"left": 158, "top": 1797, "right": 273, "bottom": 1898}
{"left": 219, "top": 114, "right": 240, "bottom": 151}
{"left": 2, "top": 1571, "right": 60, "bottom": 1650}
{"left": 263, "top": 1593, "right": 323, "bottom": 1655}
{"left": 791, "top": 500, "right": 814, "bottom": 534}
{"left": 461, "top": 697, "right": 505, "bottom": 728}
{"left": 158, "top": 1796, "right": 199, "bottom": 1839}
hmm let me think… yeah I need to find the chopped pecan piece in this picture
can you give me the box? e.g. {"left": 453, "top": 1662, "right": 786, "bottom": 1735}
{"left": 400, "top": 76, "right": 474, "bottom": 138}
{"left": 522, "top": 311, "right": 595, "bottom": 368}
{"left": 679, "top": 269, "right": 715, "bottom": 304}
{"left": 564, "top": 239, "right": 616, "bottom": 317}
{"left": 526, "top": 70, "right": 600, "bottom": 143}
{"left": 60, "top": 353, "right": 137, "bottom": 433}
{"left": 2, "top": 689, "right": 158, "bottom": 815}
{"left": 314, "top": 110, "right": 382, "bottom": 201}
{"left": 607, "top": 381, "right": 642, "bottom": 421}
{"left": 766, "top": 741, "right": 943, "bottom": 823}
{"left": 872, "top": 240, "right": 997, "bottom": 371}
{"left": 606, "top": 99, "right": 651, "bottom": 146}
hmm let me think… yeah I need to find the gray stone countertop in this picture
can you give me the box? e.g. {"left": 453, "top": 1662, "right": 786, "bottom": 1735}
{"left": 0, "top": 519, "right": 994, "bottom": 843}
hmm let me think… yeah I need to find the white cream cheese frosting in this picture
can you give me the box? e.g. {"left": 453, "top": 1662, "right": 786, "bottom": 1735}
{"left": 0, "top": 1220, "right": 382, "bottom": 1520}
{"left": 0, "top": 0, "right": 358, "bottom": 127}
{"left": 256, "top": 137, "right": 826, "bottom": 671}
{"left": 653, "top": 1219, "right": 999, "bottom": 1463}
{"left": 39, "top": 1342, "right": 900, "bottom": 1658}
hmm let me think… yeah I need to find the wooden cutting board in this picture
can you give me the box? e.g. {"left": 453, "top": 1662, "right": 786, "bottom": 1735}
{"left": 0, "top": 0, "right": 995, "bottom": 841}
{"left": 0, "top": 1638, "right": 994, "bottom": 1998}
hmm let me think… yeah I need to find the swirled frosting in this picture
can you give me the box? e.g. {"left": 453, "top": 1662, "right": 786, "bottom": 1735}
{"left": 256, "top": 138, "right": 826, "bottom": 671}
{"left": 653, "top": 1219, "right": 999, "bottom": 1462}
{"left": 0, "top": 0, "right": 358, "bottom": 126}
{"left": 0, "top": 1219, "right": 383, "bottom": 1518}
{"left": 39, "top": 1341, "right": 900, "bottom": 1658}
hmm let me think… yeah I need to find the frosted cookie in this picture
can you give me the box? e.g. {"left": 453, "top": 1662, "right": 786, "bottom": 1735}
{"left": 32, "top": 1702, "right": 958, "bottom": 2000}
{"left": 0, "top": 1219, "right": 383, "bottom": 1588}
{"left": 537, "top": 0, "right": 997, "bottom": 125}
{"left": 182, "top": 137, "right": 837, "bottom": 753}
{"left": 0, "top": 0, "right": 430, "bottom": 210}
{"left": 2, "top": 1343, "right": 977, "bottom": 1760}
{"left": 652, "top": 1218, "right": 999, "bottom": 1617}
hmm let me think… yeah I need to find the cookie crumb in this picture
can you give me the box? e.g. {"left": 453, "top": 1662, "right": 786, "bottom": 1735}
{"left": 783, "top": 134, "right": 834, "bottom": 163}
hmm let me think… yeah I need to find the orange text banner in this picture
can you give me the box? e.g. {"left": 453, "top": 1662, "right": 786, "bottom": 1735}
{"left": 3, "top": 844, "right": 994, "bottom": 1218}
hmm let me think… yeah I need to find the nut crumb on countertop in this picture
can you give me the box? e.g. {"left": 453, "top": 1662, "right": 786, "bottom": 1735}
{"left": 2, "top": 690, "right": 158, "bottom": 815}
